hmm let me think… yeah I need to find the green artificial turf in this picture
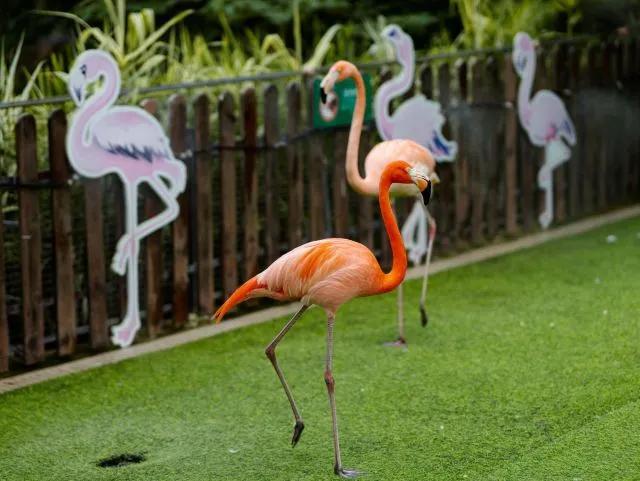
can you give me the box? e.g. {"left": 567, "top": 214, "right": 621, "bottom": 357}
{"left": 1, "top": 217, "right": 639, "bottom": 481}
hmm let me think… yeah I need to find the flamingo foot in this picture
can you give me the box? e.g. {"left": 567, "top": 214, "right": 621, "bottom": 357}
{"left": 420, "top": 305, "right": 429, "bottom": 327}
{"left": 111, "top": 321, "right": 138, "bottom": 348}
{"left": 334, "top": 466, "right": 363, "bottom": 479}
{"left": 111, "top": 234, "right": 134, "bottom": 275}
{"left": 291, "top": 421, "right": 305, "bottom": 447}
{"left": 539, "top": 211, "right": 552, "bottom": 229}
{"left": 383, "top": 337, "right": 407, "bottom": 349}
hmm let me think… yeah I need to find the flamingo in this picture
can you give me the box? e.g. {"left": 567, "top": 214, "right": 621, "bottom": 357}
{"left": 320, "top": 60, "right": 438, "bottom": 347}
{"left": 66, "top": 50, "right": 186, "bottom": 347}
{"left": 214, "top": 160, "right": 433, "bottom": 478}
{"left": 512, "top": 32, "right": 577, "bottom": 229}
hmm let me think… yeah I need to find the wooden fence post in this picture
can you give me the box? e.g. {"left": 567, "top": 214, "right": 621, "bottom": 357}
{"left": 169, "top": 95, "right": 189, "bottom": 327}
{"left": 0, "top": 207, "right": 7, "bottom": 372}
{"left": 333, "top": 129, "right": 349, "bottom": 238}
{"left": 469, "top": 58, "right": 485, "bottom": 244}
{"left": 452, "top": 60, "right": 470, "bottom": 246}
{"left": 49, "top": 109, "right": 76, "bottom": 355}
{"left": 242, "top": 87, "right": 259, "bottom": 280}
{"left": 307, "top": 78, "right": 326, "bottom": 241}
{"left": 219, "top": 92, "right": 238, "bottom": 300}
{"left": 194, "top": 94, "right": 214, "bottom": 315}
{"left": 503, "top": 53, "right": 519, "bottom": 236}
{"left": 287, "top": 83, "right": 304, "bottom": 248}
{"left": 582, "top": 44, "right": 599, "bottom": 214}
{"left": 551, "top": 45, "right": 568, "bottom": 224}
{"left": 567, "top": 45, "right": 582, "bottom": 218}
{"left": 16, "top": 114, "right": 45, "bottom": 364}
{"left": 141, "top": 99, "right": 164, "bottom": 337}
{"left": 483, "top": 56, "right": 502, "bottom": 240}
{"left": 263, "top": 85, "right": 281, "bottom": 265}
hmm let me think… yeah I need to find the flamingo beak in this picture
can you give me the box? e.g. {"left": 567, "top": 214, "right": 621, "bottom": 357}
{"left": 420, "top": 181, "right": 433, "bottom": 206}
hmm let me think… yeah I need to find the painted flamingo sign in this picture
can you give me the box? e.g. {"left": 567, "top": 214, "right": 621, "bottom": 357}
{"left": 513, "top": 32, "right": 576, "bottom": 229}
{"left": 66, "top": 50, "right": 186, "bottom": 348}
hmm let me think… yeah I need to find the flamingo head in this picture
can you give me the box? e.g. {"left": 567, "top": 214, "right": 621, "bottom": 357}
{"left": 385, "top": 160, "right": 436, "bottom": 206}
{"left": 381, "top": 24, "right": 412, "bottom": 59}
{"left": 68, "top": 49, "right": 118, "bottom": 106}
{"left": 512, "top": 32, "right": 536, "bottom": 77}
{"left": 320, "top": 60, "right": 356, "bottom": 103}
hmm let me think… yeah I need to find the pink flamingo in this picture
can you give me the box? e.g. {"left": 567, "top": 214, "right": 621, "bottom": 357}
{"left": 66, "top": 50, "right": 186, "bottom": 347}
{"left": 320, "top": 60, "right": 438, "bottom": 347}
{"left": 513, "top": 32, "right": 576, "bottom": 228}
{"left": 214, "top": 160, "right": 433, "bottom": 478}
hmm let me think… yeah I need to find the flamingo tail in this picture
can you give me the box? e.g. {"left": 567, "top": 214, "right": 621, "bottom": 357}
{"left": 213, "top": 276, "right": 260, "bottom": 323}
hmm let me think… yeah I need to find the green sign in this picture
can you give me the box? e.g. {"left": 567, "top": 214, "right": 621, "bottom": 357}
{"left": 312, "top": 73, "right": 373, "bottom": 129}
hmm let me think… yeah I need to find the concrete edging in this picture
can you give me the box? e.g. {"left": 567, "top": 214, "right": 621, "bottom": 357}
{"left": 1, "top": 204, "right": 638, "bottom": 395}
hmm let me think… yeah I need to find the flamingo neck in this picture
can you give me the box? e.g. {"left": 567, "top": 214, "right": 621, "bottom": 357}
{"left": 345, "top": 66, "right": 373, "bottom": 195}
{"left": 517, "top": 53, "right": 535, "bottom": 127}
{"left": 377, "top": 174, "right": 407, "bottom": 293}
{"left": 374, "top": 40, "right": 415, "bottom": 141}
{"left": 68, "top": 59, "right": 120, "bottom": 162}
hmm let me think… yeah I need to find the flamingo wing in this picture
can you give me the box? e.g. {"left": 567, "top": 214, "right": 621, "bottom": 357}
{"left": 92, "top": 107, "right": 174, "bottom": 162}
{"left": 530, "top": 90, "right": 576, "bottom": 146}
{"left": 257, "top": 239, "right": 382, "bottom": 310}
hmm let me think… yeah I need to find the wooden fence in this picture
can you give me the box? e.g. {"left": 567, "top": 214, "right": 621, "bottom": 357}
{"left": 1, "top": 39, "right": 640, "bottom": 374}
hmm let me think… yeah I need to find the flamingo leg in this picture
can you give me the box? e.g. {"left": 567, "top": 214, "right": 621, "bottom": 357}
{"left": 325, "top": 313, "right": 361, "bottom": 478}
{"left": 419, "top": 207, "right": 436, "bottom": 327}
{"left": 112, "top": 176, "right": 180, "bottom": 275}
{"left": 111, "top": 183, "right": 141, "bottom": 348}
{"left": 265, "top": 304, "right": 309, "bottom": 447}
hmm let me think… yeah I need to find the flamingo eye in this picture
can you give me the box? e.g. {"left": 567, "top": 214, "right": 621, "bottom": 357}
{"left": 80, "top": 64, "right": 87, "bottom": 77}
{"left": 389, "top": 29, "right": 397, "bottom": 37}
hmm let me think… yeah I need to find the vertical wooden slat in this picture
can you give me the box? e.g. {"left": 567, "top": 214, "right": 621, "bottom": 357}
{"left": 194, "top": 94, "right": 214, "bottom": 315}
{"left": 169, "top": 95, "right": 189, "bottom": 327}
{"left": 483, "top": 56, "right": 501, "bottom": 239}
{"left": 263, "top": 85, "right": 281, "bottom": 265}
{"left": 307, "top": 79, "right": 326, "bottom": 241}
{"left": 436, "top": 62, "right": 455, "bottom": 252}
{"left": 16, "top": 115, "right": 44, "bottom": 364}
{"left": 469, "top": 58, "right": 485, "bottom": 244}
{"left": 535, "top": 49, "right": 549, "bottom": 220}
{"left": 0, "top": 207, "right": 8, "bottom": 372}
{"left": 49, "top": 109, "right": 76, "bottom": 355}
{"left": 287, "top": 83, "right": 303, "bottom": 248}
{"left": 83, "top": 177, "right": 108, "bottom": 349}
{"left": 552, "top": 45, "right": 567, "bottom": 224}
{"left": 597, "top": 44, "right": 609, "bottom": 210}
{"left": 242, "top": 87, "right": 259, "bottom": 280}
{"left": 582, "top": 44, "right": 599, "bottom": 214}
{"left": 141, "top": 99, "right": 163, "bottom": 337}
{"left": 567, "top": 46, "right": 582, "bottom": 218}
{"left": 453, "top": 60, "right": 470, "bottom": 246}
{"left": 333, "top": 130, "right": 349, "bottom": 237}
{"left": 112, "top": 180, "right": 127, "bottom": 317}
{"left": 219, "top": 92, "right": 238, "bottom": 300}
{"left": 503, "top": 54, "right": 519, "bottom": 236}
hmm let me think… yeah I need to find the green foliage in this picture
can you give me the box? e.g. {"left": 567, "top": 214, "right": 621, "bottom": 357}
{"left": 1, "top": 217, "right": 639, "bottom": 480}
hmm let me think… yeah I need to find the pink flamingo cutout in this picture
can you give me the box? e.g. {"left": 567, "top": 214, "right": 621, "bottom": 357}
{"left": 513, "top": 32, "right": 577, "bottom": 229}
{"left": 66, "top": 50, "right": 186, "bottom": 347}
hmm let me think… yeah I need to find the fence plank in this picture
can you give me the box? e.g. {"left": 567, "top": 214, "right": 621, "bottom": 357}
{"left": 483, "top": 56, "right": 502, "bottom": 239}
{"left": 597, "top": 43, "right": 609, "bottom": 210}
{"left": 469, "top": 58, "right": 485, "bottom": 244}
{"left": 263, "top": 85, "right": 281, "bottom": 265}
{"left": 242, "top": 87, "right": 259, "bottom": 280}
{"left": 552, "top": 46, "right": 568, "bottom": 224}
{"left": 503, "top": 54, "right": 519, "bottom": 236}
{"left": 49, "top": 109, "right": 76, "bottom": 355}
{"left": 194, "top": 94, "right": 214, "bottom": 315}
{"left": 307, "top": 78, "right": 326, "bottom": 241}
{"left": 140, "top": 99, "right": 164, "bottom": 337}
{"left": 84, "top": 177, "right": 109, "bottom": 349}
{"left": 287, "top": 83, "right": 304, "bottom": 248}
{"left": 219, "top": 92, "right": 238, "bottom": 299}
{"left": 435, "top": 62, "right": 455, "bottom": 252}
{"left": 582, "top": 44, "right": 599, "bottom": 214}
{"left": 452, "top": 60, "right": 470, "bottom": 246}
{"left": 333, "top": 130, "right": 349, "bottom": 238}
{"left": 0, "top": 208, "right": 7, "bottom": 372}
{"left": 169, "top": 95, "right": 189, "bottom": 327}
{"left": 16, "top": 114, "right": 45, "bottom": 364}
{"left": 567, "top": 46, "right": 582, "bottom": 218}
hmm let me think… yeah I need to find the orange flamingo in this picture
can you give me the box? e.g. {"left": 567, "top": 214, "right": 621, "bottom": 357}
{"left": 214, "top": 160, "right": 433, "bottom": 478}
{"left": 321, "top": 60, "right": 439, "bottom": 347}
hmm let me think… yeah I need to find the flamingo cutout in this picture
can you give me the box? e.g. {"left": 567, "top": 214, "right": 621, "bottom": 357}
{"left": 66, "top": 50, "right": 186, "bottom": 348}
{"left": 513, "top": 32, "right": 576, "bottom": 228}
{"left": 374, "top": 25, "right": 459, "bottom": 332}
{"left": 215, "top": 160, "right": 433, "bottom": 478}
{"left": 320, "top": 60, "right": 438, "bottom": 347}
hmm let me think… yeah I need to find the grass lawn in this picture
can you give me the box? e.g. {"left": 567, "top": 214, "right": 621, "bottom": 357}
{"left": 1, "top": 217, "right": 639, "bottom": 481}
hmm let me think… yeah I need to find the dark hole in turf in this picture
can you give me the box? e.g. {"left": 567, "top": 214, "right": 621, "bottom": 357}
{"left": 97, "top": 453, "right": 146, "bottom": 468}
